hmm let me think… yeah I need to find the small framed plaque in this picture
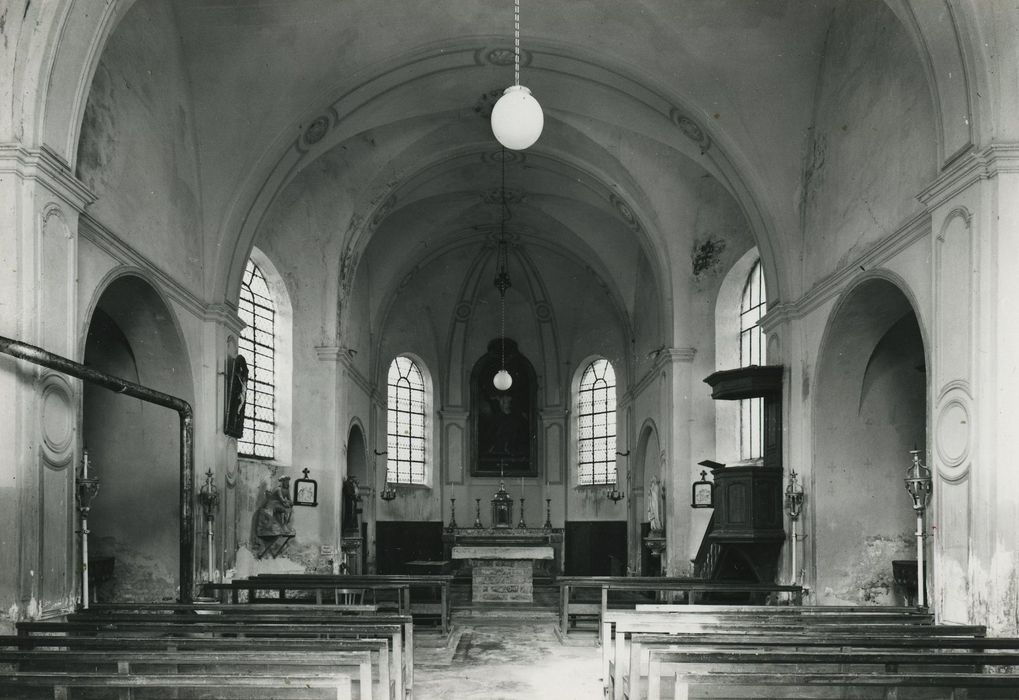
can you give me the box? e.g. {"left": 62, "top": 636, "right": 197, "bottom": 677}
{"left": 293, "top": 468, "right": 318, "bottom": 507}
{"left": 691, "top": 461, "right": 721, "bottom": 509}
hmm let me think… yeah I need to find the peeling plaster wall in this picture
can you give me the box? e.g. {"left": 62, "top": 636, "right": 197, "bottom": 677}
{"left": 75, "top": 1, "right": 204, "bottom": 294}
{"left": 800, "top": 0, "right": 935, "bottom": 286}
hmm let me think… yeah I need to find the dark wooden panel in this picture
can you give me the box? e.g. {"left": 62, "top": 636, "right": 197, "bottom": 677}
{"left": 564, "top": 521, "right": 627, "bottom": 576}
{"left": 375, "top": 521, "right": 444, "bottom": 574}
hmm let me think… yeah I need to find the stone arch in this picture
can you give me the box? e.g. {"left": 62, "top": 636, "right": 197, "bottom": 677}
{"left": 81, "top": 272, "right": 195, "bottom": 602}
{"left": 811, "top": 275, "right": 929, "bottom": 605}
{"left": 633, "top": 419, "right": 662, "bottom": 575}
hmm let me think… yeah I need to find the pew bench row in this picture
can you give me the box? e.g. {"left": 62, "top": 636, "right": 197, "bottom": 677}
{"left": 8, "top": 602, "right": 414, "bottom": 699}
{"left": 601, "top": 606, "right": 1019, "bottom": 700}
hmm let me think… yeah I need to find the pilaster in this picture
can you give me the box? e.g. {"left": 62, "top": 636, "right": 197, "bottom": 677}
{"left": 0, "top": 144, "right": 95, "bottom": 623}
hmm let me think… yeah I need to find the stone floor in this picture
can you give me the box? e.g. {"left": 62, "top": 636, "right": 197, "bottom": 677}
{"left": 414, "top": 620, "right": 602, "bottom": 700}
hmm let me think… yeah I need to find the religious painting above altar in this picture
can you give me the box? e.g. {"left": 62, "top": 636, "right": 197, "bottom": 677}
{"left": 470, "top": 338, "right": 538, "bottom": 477}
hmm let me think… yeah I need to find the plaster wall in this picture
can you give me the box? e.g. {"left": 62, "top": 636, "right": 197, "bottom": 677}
{"left": 75, "top": 1, "right": 204, "bottom": 296}
{"left": 800, "top": 0, "right": 935, "bottom": 288}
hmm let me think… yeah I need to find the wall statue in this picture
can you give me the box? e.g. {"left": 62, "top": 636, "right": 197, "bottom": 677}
{"left": 255, "top": 475, "right": 295, "bottom": 558}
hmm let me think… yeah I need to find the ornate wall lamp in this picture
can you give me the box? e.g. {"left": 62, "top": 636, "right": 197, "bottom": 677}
{"left": 784, "top": 469, "right": 805, "bottom": 584}
{"left": 606, "top": 451, "right": 629, "bottom": 503}
{"left": 374, "top": 449, "right": 397, "bottom": 501}
{"left": 198, "top": 469, "right": 220, "bottom": 581}
{"left": 904, "top": 449, "right": 932, "bottom": 607}
{"left": 76, "top": 449, "right": 101, "bottom": 609}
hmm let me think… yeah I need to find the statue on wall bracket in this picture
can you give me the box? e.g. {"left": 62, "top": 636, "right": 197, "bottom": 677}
{"left": 470, "top": 338, "right": 538, "bottom": 478}
{"left": 254, "top": 475, "right": 295, "bottom": 558}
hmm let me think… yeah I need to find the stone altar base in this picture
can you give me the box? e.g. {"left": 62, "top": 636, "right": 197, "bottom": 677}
{"left": 471, "top": 559, "right": 533, "bottom": 603}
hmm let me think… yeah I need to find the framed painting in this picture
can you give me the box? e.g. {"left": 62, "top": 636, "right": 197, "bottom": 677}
{"left": 470, "top": 338, "right": 538, "bottom": 478}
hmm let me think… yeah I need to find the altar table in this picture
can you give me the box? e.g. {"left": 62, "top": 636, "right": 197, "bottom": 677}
{"left": 451, "top": 545, "right": 553, "bottom": 603}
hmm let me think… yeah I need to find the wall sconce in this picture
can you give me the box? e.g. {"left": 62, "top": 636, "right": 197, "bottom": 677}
{"left": 784, "top": 469, "right": 804, "bottom": 520}
{"left": 374, "top": 448, "right": 397, "bottom": 501}
{"left": 606, "top": 450, "right": 629, "bottom": 502}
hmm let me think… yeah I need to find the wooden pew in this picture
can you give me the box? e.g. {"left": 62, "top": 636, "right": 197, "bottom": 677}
{"left": 61, "top": 610, "right": 412, "bottom": 699}
{"left": 0, "top": 670, "right": 354, "bottom": 699}
{"left": 242, "top": 573, "right": 455, "bottom": 634}
{"left": 555, "top": 576, "right": 804, "bottom": 639}
{"left": 0, "top": 634, "right": 393, "bottom": 700}
{"left": 204, "top": 579, "right": 412, "bottom": 613}
{"left": 17, "top": 616, "right": 411, "bottom": 700}
{"left": 646, "top": 647, "right": 1019, "bottom": 700}
{"left": 601, "top": 608, "right": 988, "bottom": 700}
{"left": 0, "top": 648, "right": 373, "bottom": 700}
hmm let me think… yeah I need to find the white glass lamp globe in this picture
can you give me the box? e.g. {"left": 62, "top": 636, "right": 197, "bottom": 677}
{"left": 491, "top": 85, "right": 543, "bottom": 150}
{"left": 493, "top": 369, "right": 513, "bottom": 391}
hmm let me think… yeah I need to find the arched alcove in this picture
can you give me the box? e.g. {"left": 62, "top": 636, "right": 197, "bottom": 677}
{"left": 344, "top": 422, "right": 369, "bottom": 574}
{"left": 812, "top": 278, "right": 927, "bottom": 605}
{"left": 634, "top": 421, "right": 662, "bottom": 575}
{"left": 82, "top": 274, "right": 194, "bottom": 602}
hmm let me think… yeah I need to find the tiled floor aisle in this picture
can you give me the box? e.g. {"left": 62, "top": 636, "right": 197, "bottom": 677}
{"left": 414, "top": 621, "right": 603, "bottom": 700}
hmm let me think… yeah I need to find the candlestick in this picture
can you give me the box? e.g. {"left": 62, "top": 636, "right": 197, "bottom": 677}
{"left": 473, "top": 498, "right": 483, "bottom": 529}
{"left": 517, "top": 497, "right": 527, "bottom": 528}
{"left": 543, "top": 497, "right": 552, "bottom": 531}
{"left": 447, "top": 497, "right": 458, "bottom": 531}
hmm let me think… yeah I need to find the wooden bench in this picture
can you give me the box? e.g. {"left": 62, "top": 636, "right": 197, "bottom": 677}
{"left": 0, "top": 648, "right": 372, "bottom": 700}
{"left": 204, "top": 579, "right": 413, "bottom": 613}
{"left": 601, "top": 608, "right": 989, "bottom": 700}
{"left": 0, "top": 634, "right": 394, "bottom": 700}
{"left": 62, "top": 610, "right": 412, "bottom": 698}
{"left": 646, "top": 647, "right": 1019, "bottom": 700}
{"left": 17, "top": 616, "right": 412, "bottom": 700}
{"left": 0, "top": 670, "right": 354, "bottom": 699}
{"left": 242, "top": 573, "right": 455, "bottom": 634}
{"left": 555, "top": 576, "right": 804, "bottom": 640}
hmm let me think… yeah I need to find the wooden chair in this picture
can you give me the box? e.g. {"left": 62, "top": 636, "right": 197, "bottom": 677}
{"left": 333, "top": 587, "right": 366, "bottom": 605}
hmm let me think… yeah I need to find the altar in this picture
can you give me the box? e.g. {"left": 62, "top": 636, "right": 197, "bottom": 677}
{"left": 451, "top": 545, "right": 553, "bottom": 603}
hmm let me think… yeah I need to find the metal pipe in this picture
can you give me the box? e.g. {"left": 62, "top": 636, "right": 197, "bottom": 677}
{"left": 916, "top": 512, "right": 925, "bottom": 608}
{"left": 790, "top": 519, "right": 798, "bottom": 586}
{"left": 0, "top": 335, "right": 196, "bottom": 603}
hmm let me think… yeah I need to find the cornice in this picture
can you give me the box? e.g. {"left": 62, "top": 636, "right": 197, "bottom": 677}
{"left": 0, "top": 143, "right": 95, "bottom": 210}
{"left": 439, "top": 408, "right": 469, "bottom": 421}
{"left": 539, "top": 408, "right": 568, "bottom": 421}
{"left": 315, "top": 345, "right": 373, "bottom": 396}
{"left": 655, "top": 347, "right": 697, "bottom": 370}
{"left": 205, "top": 303, "right": 244, "bottom": 335}
{"left": 919, "top": 144, "right": 1019, "bottom": 209}
{"left": 78, "top": 213, "right": 211, "bottom": 321}
{"left": 767, "top": 209, "right": 931, "bottom": 325}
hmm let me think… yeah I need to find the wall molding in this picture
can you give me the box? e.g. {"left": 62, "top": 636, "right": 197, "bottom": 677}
{"left": 762, "top": 208, "right": 931, "bottom": 330}
{"left": 919, "top": 144, "right": 1019, "bottom": 210}
{"left": 316, "top": 345, "right": 373, "bottom": 397}
{"left": 78, "top": 214, "right": 244, "bottom": 330}
{"left": 0, "top": 143, "right": 95, "bottom": 211}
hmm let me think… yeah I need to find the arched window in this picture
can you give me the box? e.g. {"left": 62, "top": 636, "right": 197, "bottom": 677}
{"left": 739, "top": 259, "right": 767, "bottom": 460}
{"left": 387, "top": 356, "right": 427, "bottom": 484}
{"left": 238, "top": 259, "right": 276, "bottom": 459}
{"left": 577, "top": 358, "right": 617, "bottom": 485}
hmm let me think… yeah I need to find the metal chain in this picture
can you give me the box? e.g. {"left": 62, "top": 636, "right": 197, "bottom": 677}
{"left": 514, "top": 0, "right": 520, "bottom": 86}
